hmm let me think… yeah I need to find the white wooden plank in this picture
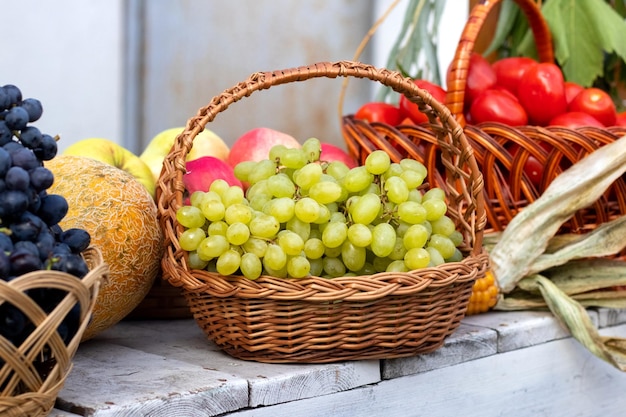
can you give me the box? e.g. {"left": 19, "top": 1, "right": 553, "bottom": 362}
{"left": 221, "top": 328, "right": 626, "bottom": 417}
{"left": 596, "top": 307, "right": 626, "bottom": 328}
{"left": 98, "top": 319, "right": 381, "bottom": 407}
{"left": 461, "top": 310, "right": 585, "bottom": 352}
{"left": 57, "top": 341, "right": 248, "bottom": 416}
{"left": 49, "top": 410, "right": 82, "bottom": 417}
{"left": 382, "top": 322, "right": 497, "bottom": 379}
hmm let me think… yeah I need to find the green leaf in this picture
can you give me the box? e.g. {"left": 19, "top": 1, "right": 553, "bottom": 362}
{"left": 482, "top": 0, "right": 521, "bottom": 57}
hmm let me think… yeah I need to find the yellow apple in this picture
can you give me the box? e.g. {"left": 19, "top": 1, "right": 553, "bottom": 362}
{"left": 63, "top": 138, "right": 156, "bottom": 198}
{"left": 139, "top": 127, "right": 230, "bottom": 184}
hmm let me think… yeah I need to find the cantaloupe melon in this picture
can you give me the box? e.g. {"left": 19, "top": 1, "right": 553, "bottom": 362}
{"left": 45, "top": 155, "right": 164, "bottom": 340}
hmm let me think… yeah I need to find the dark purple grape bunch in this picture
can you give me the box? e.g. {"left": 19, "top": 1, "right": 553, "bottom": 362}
{"left": 0, "top": 84, "right": 93, "bottom": 348}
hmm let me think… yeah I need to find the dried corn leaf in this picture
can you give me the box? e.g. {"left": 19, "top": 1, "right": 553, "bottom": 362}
{"left": 532, "top": 275, "right": 626, "bottom": 370}
{"left": 491, "top": 133, "right": 626, "bottom": 293}
{"left": 544, "top": 258, "right": 626, "bottom": 294}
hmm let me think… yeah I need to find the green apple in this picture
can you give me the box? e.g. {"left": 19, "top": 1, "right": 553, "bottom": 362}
{"left": 64, "top": 138, "right": 156, "bottom": 198}
{"left": 140, "top": 127, "right": 230, "bottom": 184}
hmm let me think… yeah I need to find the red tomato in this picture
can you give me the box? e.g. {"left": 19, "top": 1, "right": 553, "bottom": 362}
{"left": 464, "top": 53, "right": 497, "bottom": 109}
{"left": 507, "top": 142, "right": 551, "bottom": 188}
{"left": 469, "top": 89, "right": 528, "bottom": 126}
{"left": 568, "top": 87, "right": 616, "bottom": 126}
{"left": 616, "top": 111, "right": 626, "bottom": 126}
{"left": 492, "top": 57, "right": 538, "bottom": 96}
{"left": 354, "top": 102, "right": 402, "bottom": 125}
{"left": 548, "top": 111, "right": 604, "bottom": 128}
{"left": 517, "top": 63, "right": 567, "bottom": 126}
{"left": 398, "top": 80, "right": 446, "bottom": 124}
{"left": 564, "top": 81, "right": 584, "bottom": 105}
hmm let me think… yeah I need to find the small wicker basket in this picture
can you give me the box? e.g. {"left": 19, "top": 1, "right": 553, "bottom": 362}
{"left": 158, "top": 61, "right": 490, "bottom": 364}
{"left": 0, "top": 246, "right": 107, "bottom": 417}
{"left": 344, "top": 0, "right": 626, "bottom": 235}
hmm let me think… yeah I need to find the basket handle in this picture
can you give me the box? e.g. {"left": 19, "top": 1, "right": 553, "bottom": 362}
{"left": 157, "top": 61, "right": 486, "bottom": 289}
{"left": 446, "top": 0, "right": 555, "bottom": 127}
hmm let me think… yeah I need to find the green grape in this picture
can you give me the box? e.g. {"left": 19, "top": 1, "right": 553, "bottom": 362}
{"left": 309, "top": 181, "right": 343, "bottom": 204}
{"left": 372, "top": 256, "right": 392, "bottom": 272}
{"left": 249, "top": 193, "right": 272, "bottom": 211}
{"left": 395, "top": 220, "right": 411, "bottom": 237}
{"left": 422, "top": 188, "right": 446, "bottom": 202}
{"left": 293, "top": 163, "right": 323, "bottom": 190}
{"left": 421, "top": 220, "right": 433, "bottom": 237}
{"left": 187, "top": 250, "right": 209, "bottom": 269}
{"left": 179, "top": 227, "right": 206, "bottom": 251}
{"left": 264, "top": 244, "right": 287, "bottom": 270}
{"left": 383, "top": 162, "right": 403, "bottom": 179}
{"left": 207, "top": 220, "right": 228, "bottom": 236}
{"left": 324, "top": 245, "right": 342, "bottom": 258}
{"left": 323, "top": 257, "right": 346, "bottom": 277}
{"left": 431, "top": 215, "right": 456, "bottom": 236}
{"left": 233, "top": 160, "right": 257, "bottom": 182}
{"left": 189, "top": 191, "right": 206, "bottom": 208}
{"left": 426, "top": 246, "right": 446, "bottom": 266}
{"left": 330, "top": 211, "right": 346, "bottom": 224}
{"left": 342, "top": 166, "right": 374, "bottom": 193}
{"left": 359, "top": 182, "right": 379, "bottom": 196}
{"left": 200, "top": 198, "right": 225, "bottom": 222}
{"left": 325, "top": 161, "right": 350, "bottom": 180}
{"left": 226, "top": 222, "right": 250, "bottom": 245}
{"left": 294, "top": 197, "right": 320, "bottom": 223}
{"left": 365, "top": 150, "right": 391, "bottom": 175}
{"left": 249, "top": 213, "right": 280, "bottom": 238}
{"left": 287, "top": 255, "right": 311, "bottom": 278}
{"left": 446, "top": 248, "right": 464, "bottom": 262}
{"left": 303, "top": 237, "right": 325, "bottom": 259}
{"left": 248, "top": 159, "right": 277, "bottom": 184}
{"left": 269, "top": 144, "right": 289, "bottom": 162}
{"left": 240, "top": 252, "right": 263, "bottom": 279}
{"left": 264, "top": 263, "right": 288, "bottom": 278}
{"left": 370, "top": 222, "right": 396, "bottom": 257}
{"left": 309, "top": 257, "right": 324, "bottom": 277}
{"left": 400, "top": 169, "right": 426, "bottom": 189}
{"left": 286, "top": 217, "right": 310, "bottom": 241}
{"left": 308, "top": 227, "right": 322, "bottom": 240}
{"left": 278, "top": 230, "right": 305, "bottom": 256}
{"left": 176, "top": 205, "right": 206, "bottom": 229}
{"left": 349, "top": 193, "right": 381, "bottom": 225}
{"left": 400, "top": 159, "right": 427, "bottom": 177}
{"left": 347, "top": 223, "right": 372, "bottom": 247}
{"left": 397, "top": 201, "right": 427, "bottom": 224}
{"left": 356, "top": 262, "right": 377, "bottom": 276}
{"left": 266, "top": 197, "right": 296, "bottom": 223}
{"left": 281, "top": 148, "right": 308, "bottom": 169}
{"left": 428, "top": 234, "right": 456, "bottom": 259}
{"left": 216, "top": 249, "right": 241, "bottom": 276}
{"left": 407, "top": 189, "right": 423, "bottom": 203}
{"left": 197, "top": 235, "right": 229, "bottom": 260}
{"left": 404, "top": 247, "right": 431, "bottom": 270}
{"left": 321, "top": 221, "right": 348, "bottom": 248}
{"left": 386, "top": 260, "right": 409, "bottom": 273}
{"left": 224, "top": 203, "right": 253, "bottom": 225}
{"left": 384, "top": 176, "right": 409, "bottom": 204}
{"left": 403, "top": 224, "right": 429, "bottom": 249}
{"left": 268, "top": 172, "right": 296, "bottom": 198}
{"left": 246, "top": 179, "right": 270, "bottom": 200}
{"left": 449, "top": 230, "right": 464, "bottom": 247}
{"left": 208, "top": 179, "right": 231, "bottom": 197}
{"left": 388, "top": 237, "right": 407, "bottom": 261}
{"left": 302, "top": 137, "right": 322, "bottom": 162}
{"left": 341, "top": 241, "right": 366, "bottom": 272}
{"left": 313, "top": 203, "right": 331, "bottom": 224}
{"left": 242, "top": 237, "right": 268, "bottom": 258}
{"left": 423, "top": 199, "right": 447, "bottom": 221}
{"left": 222, "top": 186, "right": 245, "bottom": 206}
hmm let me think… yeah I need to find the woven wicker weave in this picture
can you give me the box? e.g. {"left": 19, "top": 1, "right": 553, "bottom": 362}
{"left": 0, "top": 246, "right": 107, "bottom": 417}
{"left": 344, "top": 0, "right": 626, "bottom": 235}
{"left": 158, "top": 61, "right": 490, "bottom": 363}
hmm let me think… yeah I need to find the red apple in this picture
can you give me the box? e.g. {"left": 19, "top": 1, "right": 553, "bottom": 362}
{"left": 183, "top": 156, "right": 242, "bottom": 195}
{"left": 320, "top": 142, "right": 358, "bottom": 168}
{"left": 227, "top": 127, "right": 301, "bottom": 168}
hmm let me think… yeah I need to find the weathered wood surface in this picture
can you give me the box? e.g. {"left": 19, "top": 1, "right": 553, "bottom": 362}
{"left": 53, "top": 310, "right": 626, "bottom": 416}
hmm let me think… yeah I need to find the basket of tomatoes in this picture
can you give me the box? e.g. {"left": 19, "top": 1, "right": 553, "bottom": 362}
{"left": 344, "top": 0, "right": 626, "bottom": 236}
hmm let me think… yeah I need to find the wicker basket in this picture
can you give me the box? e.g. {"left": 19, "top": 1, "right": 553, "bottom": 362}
{"left": 344, "top": 0, "right": 626, "bottom": 235}
{"left": 158, "top": 61, "right": 490, "bottom": 364}
{"left": 0, "top": 246, "right": 107, "bottom": 417}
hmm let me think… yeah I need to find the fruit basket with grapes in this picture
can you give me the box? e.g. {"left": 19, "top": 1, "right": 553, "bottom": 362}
{"left": 158, "top": 61, "right": 490, "bottom": 364}
{"left": 0, "top": 85, "right": 107, "bottom": 416}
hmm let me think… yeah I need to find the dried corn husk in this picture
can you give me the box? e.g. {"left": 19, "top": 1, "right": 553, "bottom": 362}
{"left": 489, "top": 134, "right": 626, "bottom": 371}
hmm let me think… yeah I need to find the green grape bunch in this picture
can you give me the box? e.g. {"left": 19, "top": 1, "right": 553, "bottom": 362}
{"left": 175, "top": 137, "right": 464, "bottom": 280}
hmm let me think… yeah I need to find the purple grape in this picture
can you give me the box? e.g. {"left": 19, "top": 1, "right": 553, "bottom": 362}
{"left": 60, "top": 228, "right": 91, "bottom": 253}
{"left": 37, "top": 194, "right": 68, "bottom": 226}
{"left": 0, "top": 88, "right": 11, "bottom": 110}
{"left": 0, "top": 251, "right": 10, "bottom": 279}
{"left": 35, "top": 230, "right": 55, "bottom": 261}
{"left": 4, "top": 106, "right": 29, "bottom": 130}
{"left": 33, "top": 134, "right": 57, "bottom": 161}
{"left": 19, "top": 126, "right": 42, "bottom": 149}
{"left": 9, "top": 247, "right": 42, "bottom": 275}
{"left": 0, "top": 233, "right": 13, "bottom": 252}
{"left": 0, "top": 147, "right": 10, "bottom": 176}
{"left": 0, "top": 190, "right": 29, "bottom": 219}
{"left": 3, "top": 85, "right": 22, "bottom": 105}
{"left": 20, "top": 98, "right": 43, "bottom": 123}
{"left": 0, "top": 121, "right": 12, "bottom": 145}
{"left": 9, "top": 146, "right": 40, "bottom": 170}
{"left": 29, "top": 166, "right": 53, "bottom": 192}
{"left": 5, "top": 166, "right": 29, "bottom": 191}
